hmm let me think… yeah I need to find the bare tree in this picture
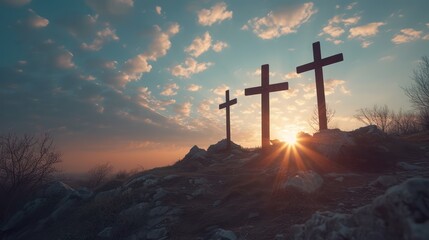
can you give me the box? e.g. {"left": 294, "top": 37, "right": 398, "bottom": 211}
{"left": 390, "top": 109, "right": 422, "bottom": 135}
{"left": 308, "top": 104, "right": 336, "bottom": 131}
{"left": 404, "top": 56, "right": 429, "bottom": 129}
{"left": 0, "top": 133, "right": 61, "bottom": 219}
{"left": 354, "top": 105, "right": 393, "bottom": 133}
{"left": 86, "top": 162, "right": 113, "bottom": 189}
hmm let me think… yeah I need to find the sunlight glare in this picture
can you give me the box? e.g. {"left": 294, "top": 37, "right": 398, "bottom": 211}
{"left": 282, "top": 132, "right": 297, "bottom": 145}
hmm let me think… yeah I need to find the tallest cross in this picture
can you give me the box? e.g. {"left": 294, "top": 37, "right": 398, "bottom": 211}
{"left": 296, "top": 41, "right": 344, "bottom": 131}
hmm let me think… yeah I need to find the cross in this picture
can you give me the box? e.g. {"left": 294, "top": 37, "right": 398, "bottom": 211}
{"left": 245, "top": 64, "right": 289, "bottom": 150}
{"left": 296, "top": 41, "right": 343, "bottom": 131}
{"left": 219, "top": 90, "right": 237, "bottom": 150}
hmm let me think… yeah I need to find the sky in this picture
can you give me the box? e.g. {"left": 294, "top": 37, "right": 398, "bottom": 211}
{"left": 1, "top": 0, "right": 428, "bottom": 172}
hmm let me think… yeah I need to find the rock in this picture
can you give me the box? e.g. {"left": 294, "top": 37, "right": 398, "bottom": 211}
{"left": 335, "top": 176, "right": 344, "bottom": 182}
{"left": 275, "top": 234, "right": 286, "bottom": 240}
{"left": 292, "top": 177, "right": 429, "bottom": 240}
{"left": 120, "top": 202, "right": 149, "bottom": 219}
{"left": 183, "top": 145, "right": 207, "bottom": 161}
{"left": 149, "top": 206, "right": 171, "bottom": 217}
{"left": 146, "top": 227, "right": 168, "bottom": 239}
{"left": 192, "top": 187, "right": 207, "bottom": 197}
{"left": 153, "top": 188, "right": 168, "bottom": 201}
{"left": 43, "top": 181, "right": 76, "bottom": 198}
{"left": 208, "top": 228, "right": 237, "bottom": 240}
{"left": 397, "top": 162, "right": 423, "bottom": 171}
{"left": 312, "top": 129, "right": 355, "bottom": 159}
{"left": 370, "top": 175, "right": 398, "bottom": 188}
{"left": 124, "top": 174, "right": 155, "bottom": 188}
{"left": 98, "top": 227, "right": 113, "bottom": 238}
{"left": 163, "top": 174, "right": 179, "bottom": 181}
{"left": 207, "top": 139, "right": 241, "bottom": 154}
{"left": 95, "top": 188, "right": 120, "bottom": 201}
{"left": 189, "top": 177, "right": 208, "bottom": 185}
{"left": 248, "top": 212, "right": 259, "bottom": 219}
{"left": 282, "top": 170, "right": 324, "bottom": 194}
{"left": 1, "top": 198, "right": 47, "bottom": 231}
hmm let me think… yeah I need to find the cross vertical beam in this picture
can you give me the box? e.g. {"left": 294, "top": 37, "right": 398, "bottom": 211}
{"left": 296, "top": 41, "right": 343, "bottom": 131}
{"left": 219, "top": 90, "right": 237, "bottom": 150}
{"left": 245, "top": 64, "right": 289, "bottom": 150}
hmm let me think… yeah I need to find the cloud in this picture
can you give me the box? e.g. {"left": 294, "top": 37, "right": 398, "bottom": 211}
{"left": 185, "top": 32, "right": 212, "bottom": 57}
{"left": 379, "top": 55, "right": 395, "bottom": 62}
{"left": 361, "top": 40, "right": 372, "bottom": 48}
{"left": 81, "top": 25, "right": 119, "bottom": 51}
{"left": 56, "top": 50, "right": 75, "bottom": 69}
{"left": 155, "top": 6, "right": 162, "bottom": 15}
{"left": 284, "top": 71, "right": 301, "bottom": 80}
{"left": 346, "top": 2, "right": 357, "bottom": 10}
{"left": 20, "top": 9, "right": 49, "bottom": 28}
{"left": 86, "top": 0, "right": 134, "bottom": 16}
{"left": 187, "top": 84, "right": 202, "bottom": 92}
{"left": 170, "top": 58, "right": 212, "bottom": 78}
{"left": 122, "top": 23, "right": 179, "bottom": 84}
{"left": 1, "top": 0, "right": 31, "bottom": 6}
{"left": 348, "top": 22, "right": 384, "bottom": 39}
{"left": 423, "top": 34, "right": 429, "bottom": 40}
{"left": 174, "top": 102, "right": 192, "bottom": 116}
{"left": 212, "top": 84, "right": 229, "bottom": 95}
{"left": 212, "top": 41, "right": 228, "bottom": 52}
{"left": 325, "top": 79, "right": 350, "bottom": 95}
{"left": 391, "top": 28, "right": 422, "bottom": 44}
{"left": 320, "top": 15, "right": 360, "bottom": 43}
{"left": 136, "top": 87, "right": 176, "bottom": 111}
{"left": 243, "top": 2, "right": 316, "bottom": 39}
{"left": 197, "top": 2, "right": 232, "bottom": 26}
{"left": 160, "top": 83, "right": 179, "bottom": 96}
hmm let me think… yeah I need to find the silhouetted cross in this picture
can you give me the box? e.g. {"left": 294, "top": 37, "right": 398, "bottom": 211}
{"left": 245, "top": 64, "right": 289, "bottom": 150}
{"left": 219, "top": 90, "right": 237, "bottom": 150}
{"left": 296, "top": 41, "right": 344, "bottom": 131}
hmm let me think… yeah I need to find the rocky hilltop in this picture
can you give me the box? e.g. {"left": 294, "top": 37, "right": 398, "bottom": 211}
{"left": 1, "top": 126, "right": 429, "bottom": 240}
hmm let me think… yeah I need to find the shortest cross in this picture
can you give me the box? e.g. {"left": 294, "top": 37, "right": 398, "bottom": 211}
{"left": 219, "top": 90, "right": 237, "bottom": 150}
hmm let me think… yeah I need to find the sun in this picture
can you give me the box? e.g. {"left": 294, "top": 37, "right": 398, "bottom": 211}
{"left": 282, "top": 132, "right": 298, "bottom": 145}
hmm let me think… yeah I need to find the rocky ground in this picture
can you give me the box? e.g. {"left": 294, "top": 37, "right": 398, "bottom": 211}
{"left": 1, "top": 126, "right": 429, "bottom": 240}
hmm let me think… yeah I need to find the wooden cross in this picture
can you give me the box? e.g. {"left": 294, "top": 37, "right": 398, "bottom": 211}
{"left": 296, "top": 41, "right": 343, "bottom": 131}
{"left": 219, "top": 90, "right": 237, "bottom": 150}
{"left": 245, "top": 64, "right": 289, "bottom": 150}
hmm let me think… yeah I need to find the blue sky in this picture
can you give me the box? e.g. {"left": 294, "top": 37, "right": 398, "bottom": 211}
{"left": 1, "top": 0, "right": 428, "bottom": 171}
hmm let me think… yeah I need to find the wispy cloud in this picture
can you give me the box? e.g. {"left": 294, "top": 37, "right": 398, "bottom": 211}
{"left": 212, "top": 84, "right": 229, "bottom": 95}
{"left": 319, "top": 15, "right": 360, "bottom": 44}
{"left": 155, "top": 6, "right": 162, "bottom": 15}
{"left": 174, "top": 102, "right": 192, "bottom": 116}
{"left": 170, "top": 58, "right": 212, "bottom": 78}
{"left": 391, "top": 28, "right": 422, "bottom": 44}
{"left": 19, "top": 9, "right": 49, "bottom": 28}
{"left": 187, "top": 84, "right": 202, "bottom": 92}
{"left": 243, "top": 2, "right": 317, "bottom": 40}
{"left": 81, "top": 25, "right": 119, "bottom": 51}
{"left": 212, "top": 41, "right": 228, "bottom": 52}
{"left": 122, "top": 23, "right": 179, "bottom": 85}
{"left": 185, "top": 32, "right": 212, "bottom": 57}
{"left": 348, "top": 22, "right": 384, "bottom": 47}
{"left": 348, "top": 22, "right": 384, "bottom": 38}
{"left": 283, "top": 71, "right": 301, "bottom": 80}
{"left": 160, "top": 83, "right": 179, "bottom": 96}
{"left": 197, "top": 2, "right": 232, "bottom": 26}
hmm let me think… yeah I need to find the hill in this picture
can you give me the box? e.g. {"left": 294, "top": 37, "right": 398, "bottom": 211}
{"left": 1, "top": 126, "right": 429, "bottom": 240}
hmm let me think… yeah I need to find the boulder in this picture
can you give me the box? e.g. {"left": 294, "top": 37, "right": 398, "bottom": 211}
{"left": 312, "top": 129, "right": 355, "bottom": 159}
{"left": 370, "top": 175, "right": 399, "bottom": 188}
{"left": 146, "top": 227, "right": 168, "bottom": 240}
{"left": 124, "top": 174, "right": 156, "bottom": 188}
{"left": 282, "top": 170, "right": 324, "bottom": 194}
{"left": 397, "top": 162, "right": 423, "bottom": 171}
{"left": 43, "top": 181, "right": 76, "bottom": 198}
{"left": 292, "top": 177, "right": 429, "bottom": 240}
{"left": 208, "top": 228, "right": 237, "bottom": 240}
{"left": 207, "top": 139, "right": 241, "bottom": 154}
{"left": 98, "top": 227, "right": 113, "bottom": 238}
{"left": 183, "top": 145, "right": 207, "bottom": 161}
{"left": 1, "top": 198, "right": 47, "bottom": 231}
